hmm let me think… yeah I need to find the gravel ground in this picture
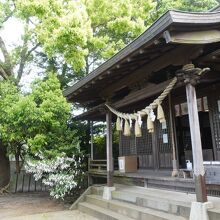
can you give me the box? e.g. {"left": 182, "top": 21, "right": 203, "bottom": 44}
{"left": 0, "top": 192, "right": 97, "bottom": 220}
{"left": 3, "top": 210, "right": 98, "bottom": 220}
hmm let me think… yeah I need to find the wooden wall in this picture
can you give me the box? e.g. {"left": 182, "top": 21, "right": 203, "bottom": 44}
{"left": 208, "top": 85, "right": 220, "bottom": 160}
{"left": 9, "top": 162, "right": 48, "bottom": 193}
{"left": 119, "top": 83, "right": 220, "bottom": 170}
{"left": 155, "top": 99, "right": 172, "bottom": 169}
{"left": 136, "top": 122, "right": 153, "bottom": 169}
{"left": 119, "top": 99, "right": 173, "bottom": 170}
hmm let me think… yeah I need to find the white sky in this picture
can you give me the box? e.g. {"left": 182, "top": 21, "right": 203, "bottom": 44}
{"left": 1, "top": 17, "right": 23, "bottom": 47}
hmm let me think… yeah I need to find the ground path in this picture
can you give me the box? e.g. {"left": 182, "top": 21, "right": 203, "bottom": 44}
{"left": 0, "top": 192, "right": 97, "bottom": 220}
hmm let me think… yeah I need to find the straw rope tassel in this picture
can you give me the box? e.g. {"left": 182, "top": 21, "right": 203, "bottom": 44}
{"left": 147, "top": 114, "right": 154, "bottom": 133}
{"left": 157, "top": 103, "right": 166, "bottom": 123}
{"left": 105, "top": 77, "right": 178, "bottom": 134}
{"left": 135, "top": 119, "right": 142, "bottom": 137}
{"left": 116, "top": 117, "right": 122, "bottom": 131}
{"left": 124, "top": 119, "right": 131, "bottom": 136}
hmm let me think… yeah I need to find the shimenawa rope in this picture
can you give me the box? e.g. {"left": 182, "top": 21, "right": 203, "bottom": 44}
{"left": 106, "top": 77, "right": 177, "bottom": 136}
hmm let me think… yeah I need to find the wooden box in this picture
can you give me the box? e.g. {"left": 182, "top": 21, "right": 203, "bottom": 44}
{"left": 118, "top": 156, "right": 137, "bottom": 173}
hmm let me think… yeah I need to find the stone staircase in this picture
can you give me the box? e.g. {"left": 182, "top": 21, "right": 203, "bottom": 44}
{"left": 71, "top": 184, "right": 220, "bottom": 220}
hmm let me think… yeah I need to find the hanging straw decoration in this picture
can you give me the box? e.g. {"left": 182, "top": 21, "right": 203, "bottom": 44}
{"left": 129, "top": 116, "right": 132, "bottom": 128}
{"left": 138, "top": 113, "right": 142, "bottom": 127}
{"left": 147, "top": 114, "right": 154, "bottom": 133}
{"left": 105, "top": 77, "right": 178, "bottom": 136}
{"left": 116, "top": 117, "right": 122, "bottom": 131}
{"left": 135, "top": 118, "right": 142, "bottom": 137}
{"left": 124, "top": 120, "right": 131, "bottom": 136}
{"left": 157, "top": 102, "right": 166, "bottom": 123}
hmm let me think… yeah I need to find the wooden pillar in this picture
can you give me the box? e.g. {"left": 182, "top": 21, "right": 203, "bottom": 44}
{"left": 106, "top": 110, "right": 113, "bottom": 187}
{"left": 168, "top": 94, "right": 179, "bottom": 176}
{"left": 90, "top": 121, "right": 94, "bottom": 160}
{"left": 186, "top": 83, "right": 207, "bottom": 202}
{"left": 152, "top": 124, "right": 159, "bottom": 170}
{"left": 176, "top": 64, "right": 210, "bottom": 202}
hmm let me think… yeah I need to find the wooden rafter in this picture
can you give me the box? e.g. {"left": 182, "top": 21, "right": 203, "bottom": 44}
{"left": 100, "top": 45, "right": 202, "bottom": 98}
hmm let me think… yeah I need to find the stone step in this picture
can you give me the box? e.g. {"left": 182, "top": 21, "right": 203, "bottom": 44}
{"left": 89, "top": 185, "right": 220, "bottom": 220}
{"left": 78, "top": 202, "right": 134, "bottom": 220}
{"left": 111, "top": 189, "right": 190, "bottom": 218}
{"left": 91, "top": 185, "right": 104, "bottom": 196}
{"left": 91, "top": 185, "right": 191, "bottom": 217}
{"left": 85, "top": 194, "right": 187, "bottom": 220}
{"left": 115, "top": 185, "right": 192, "bottom": 206}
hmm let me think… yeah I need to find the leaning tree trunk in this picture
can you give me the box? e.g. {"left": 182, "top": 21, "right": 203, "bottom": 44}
{"left": 0, "top": 142, "right": 10, "bottom": 188}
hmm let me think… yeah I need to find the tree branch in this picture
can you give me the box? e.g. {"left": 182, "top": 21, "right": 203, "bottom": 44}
{"left": 0, "top": 36, "right": 12, "bottom": 76}
{"left": 16, "top": 45, "right": 28, "bottom": 83}
{"left": 2, "top": 11, "right": 13, "bottom": 24}
{"left": 0, "top": 66, "right": 8, "bottom": 79}
{"left": 25, "top": 43, "right": 40, "bottom": 59}
{"left": 16, "top": 42, "right": 40, "bottom": 83}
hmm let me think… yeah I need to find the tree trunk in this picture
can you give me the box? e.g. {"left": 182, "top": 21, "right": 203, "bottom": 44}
{"left": 0, "top": 142, "right": 10, "bottom": 188}
{"left": 15, "top": 145, "right": 21, "bottom": 174}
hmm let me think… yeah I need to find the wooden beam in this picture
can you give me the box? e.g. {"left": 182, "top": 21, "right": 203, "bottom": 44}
{"left": 106, "top": 110, "right": 113, "bottom": 187}
{"left": 100, "top": 45, "right": 202, "bottom": 98}
{"left": 114, "top": 79, "right": 172, "bottom": 108}
{"left": 164, "top": 30, "right": 220, "bottom": 44}
{"left": 196, "top": 49, "right": 220, "bottom": 64}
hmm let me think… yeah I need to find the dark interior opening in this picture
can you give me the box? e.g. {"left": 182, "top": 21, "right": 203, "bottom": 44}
{"left": 175, "top": 111, "right": 214, "bottom": 169}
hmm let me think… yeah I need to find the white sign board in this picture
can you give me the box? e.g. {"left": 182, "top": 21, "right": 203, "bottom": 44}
{"left": 163, "top": 134, "right": 168, "bottom": 144}
{"left": 119, "top": 159, "right": 125, "bottom": 171}
{"left": 162, "top": 121, "right": 167, "bottom": 130}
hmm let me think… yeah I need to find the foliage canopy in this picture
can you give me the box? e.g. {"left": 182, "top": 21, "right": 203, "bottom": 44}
{"left": 0, "top": 74, "right": 78, "bottom": 163}
{"left": 1, "top": 0, "right": 217, "bottom": 86}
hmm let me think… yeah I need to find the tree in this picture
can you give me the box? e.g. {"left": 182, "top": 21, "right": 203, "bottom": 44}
{"left": 12, "top": 0, "right": 155, "bottom": 87}
{"left": 0, "top": 0, "right": 91, "bottom": 188}
{"left": 15, "top": 0, "right": 92, "bottom": 78}
{"left": 152, "top": 0, "right": 218, "bottom": 20}
{"left": 82, "top": 0, "right": 155, "bottom": 75}
{"left": 0, "top": 0, "right": 40, "bottom": 82}
{"left": 0, "top": 74, "right": 79, "bottom": 172}
{"left": 0, "top": 79, "right": 19, "bottom": 189}
{"left": 0, "top": 73, "right": 85, "bottom": 197}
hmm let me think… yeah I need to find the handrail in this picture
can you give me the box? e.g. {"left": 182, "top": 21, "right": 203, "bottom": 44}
{"left": 88, "top": 158, "right": 118, "bottom": 172}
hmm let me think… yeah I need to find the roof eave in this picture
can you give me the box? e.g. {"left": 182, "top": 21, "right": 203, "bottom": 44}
{"left": 64, "top": 10, "right": 220, "bottom": 99}
{"left": 63, "top": 10, "right": 174, "bottom": 98}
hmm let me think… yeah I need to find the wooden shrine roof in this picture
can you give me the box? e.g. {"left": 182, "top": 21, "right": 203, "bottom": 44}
{"left": 64, "top": 10, "right": 220, "bottom": 120}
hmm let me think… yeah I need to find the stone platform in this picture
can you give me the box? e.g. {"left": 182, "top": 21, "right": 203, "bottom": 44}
{"left": 72, "top": 184, "right": 220, "bottom": 220}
